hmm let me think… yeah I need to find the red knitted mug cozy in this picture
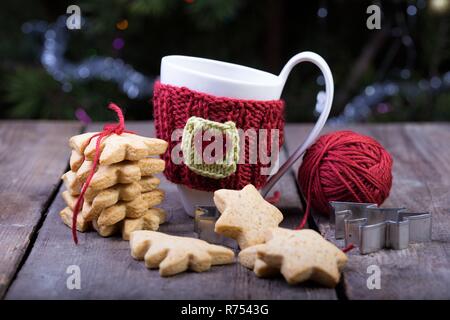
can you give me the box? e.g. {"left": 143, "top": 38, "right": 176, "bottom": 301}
{"left": 153, "top": 81, "right": 285, "bottom": 191}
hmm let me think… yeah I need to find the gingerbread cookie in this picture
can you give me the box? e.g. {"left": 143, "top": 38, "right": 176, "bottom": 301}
{"left": 70, "top": 132, "right": 168, "bottom": 165}
{"left": 92, "top": 217, "right": 121, "bottom": 237}
{"left": 83, "top": 176, "right": 160, "bottom": 202}
{"left": 239, "top": 228, "right": 348, "bottom": 287}
{"left": 136, "top": 175, "right": 161, "bottom": 193}
{"left": 130, "top": 231, "right": 235, "bottom": 276}
{"left": 63, "top": 186, "right": 163, "bottom": 223}
{"left": 59, "top": 207, "right": 91, "bottom": 232}
{"left": 214, "top": 184, "right": 283, "bottom": 249}
{"left": 63, "top": 177, "right": 162, "bottom": 219}
{"left": 90, "top": 208, "right": 165, "bottom": 239}
{"left": 236, "top": 244, "right": 276, "bottom": 276}
{"left": 70, "top": 149, "right": 84, "bottom": 172}
{"left": 69, "top": 132, "right": 97, "bottom": 154}
{"left": 61, "top": 159, "right": 95, "bottom": 195}
{"left": 88, "top": 158, "right": 165, "bottom": 191}
{"left": 84, "top": 181, "right": 139, "bottom": 204}
{"left": 62, "top": 158, "right": 165, "bottom": 195}
{"left": 61, "top": 171, "right": 83, "bottom": 196}
{"left": 122, "top": 208, "right": 166, "bottom": 240}
{"left": 95, "top": 189, "right": 165, "bottom": 225}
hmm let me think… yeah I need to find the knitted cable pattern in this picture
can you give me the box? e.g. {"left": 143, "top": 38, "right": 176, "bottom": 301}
{"left": 153, "top": 81, "right": 285, "bottom": 191}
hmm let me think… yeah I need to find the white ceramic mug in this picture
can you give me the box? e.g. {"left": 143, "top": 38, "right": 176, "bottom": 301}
{"left": 160, "top": 52, "right": 334, "bottom": 216}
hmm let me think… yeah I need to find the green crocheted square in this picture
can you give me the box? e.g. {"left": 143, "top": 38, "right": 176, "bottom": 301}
{"left": 182, "top": 116, "right": 240, "bottom": 179}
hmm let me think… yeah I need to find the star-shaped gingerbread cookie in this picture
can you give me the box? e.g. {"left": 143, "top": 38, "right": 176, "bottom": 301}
{"left": 239, "top": 228, "right": 348, "bottom": 287}
{"left": 122, "top": 208, "right": 166, "bottom": 240}
{"left": 214, "top": 184, "right": 283, "bottom": 249}
{"left": 61, "top": 158, "right": 165, "bottom": 195}
{"left": 62, "top": 188, "right": 164, "bottom": 222}
{"left": 59, "top": 207, "right": 91, "bottom": 232}
{"left": 70, "top": 150, "right": 84, "bottom": 172}
{"left": 83, "top": 176, "right": 160, "bottom": 203}
{"left": 130, "top": 231, "right": 235, "bottom": 276}
{"left": 70, "top": 132, "right": 168, "bottom": 165}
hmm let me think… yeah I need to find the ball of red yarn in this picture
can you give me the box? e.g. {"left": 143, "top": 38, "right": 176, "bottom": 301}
{"left": 298, "top": 130, "right": 393, "bottom": 216}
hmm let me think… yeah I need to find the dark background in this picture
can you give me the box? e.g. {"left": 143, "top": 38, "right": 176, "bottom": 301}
{"left": 1, "top": 0, "right": 449, "bottom": 123}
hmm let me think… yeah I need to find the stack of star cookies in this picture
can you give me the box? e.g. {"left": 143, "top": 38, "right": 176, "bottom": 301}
{"left": 59, "top": 131, "right": 168, "bottom": 240}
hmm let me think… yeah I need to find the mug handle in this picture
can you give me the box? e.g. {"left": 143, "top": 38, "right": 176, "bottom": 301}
{"left": 261, "top": 51, "right": 334, "bottom": 197}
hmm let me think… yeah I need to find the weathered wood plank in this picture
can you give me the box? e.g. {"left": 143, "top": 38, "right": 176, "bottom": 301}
{"left": 0, "top": 120, "right": 82, "bottom": 298}
{"left": 284, "top": 123, "right": 450, "bottom": 299}
{"left": 6, "top": 122, "right": 335, "bottom": 299}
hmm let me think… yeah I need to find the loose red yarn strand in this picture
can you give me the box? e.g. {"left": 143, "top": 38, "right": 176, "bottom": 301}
{"left": 71, "top": 103, "right": 134, "bottom": 244}
{"left": 342, "top": 243, "right": 355, "bottom": 253}
{"left": 296, "top": 143, "right": 331, "bottom": 230}
{"left": 265, "top": 190, "right": 281, "bottom": 205}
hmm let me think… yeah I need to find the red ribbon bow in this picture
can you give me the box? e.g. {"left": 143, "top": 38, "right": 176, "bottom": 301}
{"left": 71, "top": 103, "right": 135, "bottom": 244}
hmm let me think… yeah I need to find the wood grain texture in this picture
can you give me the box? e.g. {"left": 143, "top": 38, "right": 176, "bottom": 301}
{"left": 284, "top": 123, "right": 450, "bottom": 299}
{"left": 6, "top": 122, "right": 335, "bottom": 300}
{"left": 0, "top": 120, "right": 82, "bottom": 298}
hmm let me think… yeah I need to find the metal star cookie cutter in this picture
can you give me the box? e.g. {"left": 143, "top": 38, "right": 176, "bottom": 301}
{"left": 193, "top": 206, "right": 237, "bottom": 249}
{"left": 330, "top": 201, "right": 432, "bottom": 254}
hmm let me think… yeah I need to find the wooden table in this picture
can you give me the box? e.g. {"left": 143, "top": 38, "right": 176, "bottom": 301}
{"left": 1, "top": 121, "right": 449, "bottom": 300}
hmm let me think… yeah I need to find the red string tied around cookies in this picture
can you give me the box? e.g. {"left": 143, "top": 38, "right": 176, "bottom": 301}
{"left": 71, "top": 103, "right": 135, "bottom": 244}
